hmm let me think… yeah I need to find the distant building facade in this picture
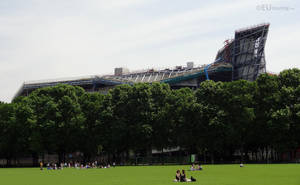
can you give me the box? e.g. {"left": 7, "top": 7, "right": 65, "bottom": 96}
{"left": 14, "top": 23, "right": 269, "bottom": 99}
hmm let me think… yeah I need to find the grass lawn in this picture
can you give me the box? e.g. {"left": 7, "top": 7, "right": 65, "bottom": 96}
{"left": 0, "top": 164, "right": 300, "bottom": 185}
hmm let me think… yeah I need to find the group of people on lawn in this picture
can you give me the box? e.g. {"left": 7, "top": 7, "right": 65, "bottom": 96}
{"left": 40, "top": 161, "right": 116, "bottom": 170}
{"left": 174, "top": 169, "right": 196, "bottom": 182}
{"left": 173, "top": 163, "right": 202, "bottom": 182}
{"left": 173, "top": 163, "right": 244, "bottom": 182}
{"left": 190, "top": 163, "right": 202, "bottom": 171}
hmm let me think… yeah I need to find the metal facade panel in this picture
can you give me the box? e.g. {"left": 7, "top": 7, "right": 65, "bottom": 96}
{"left": 215, "top": 23, "right": 269, "bottom": 81}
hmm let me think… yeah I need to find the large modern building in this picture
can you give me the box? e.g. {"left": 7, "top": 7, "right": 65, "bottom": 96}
{"left": 14, "top": 23, "right": 269, "bottom": 99}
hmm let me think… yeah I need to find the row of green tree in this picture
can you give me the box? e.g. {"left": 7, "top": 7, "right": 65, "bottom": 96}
{"left": 0, "top": 69, "right": 299, "bottom": 165}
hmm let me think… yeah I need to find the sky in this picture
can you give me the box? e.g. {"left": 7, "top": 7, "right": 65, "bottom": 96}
{"left": 0, "top": 0, "right": 299, "bottom": 102}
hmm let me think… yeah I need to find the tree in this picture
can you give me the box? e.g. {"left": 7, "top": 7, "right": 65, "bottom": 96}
{"left": 272, "top": 69, "right": 300, "bottom": 158}
{"left": 125, "top": 83, "right": 153, "bottom": 157}
{"left": 106, "top": 84, "right": 133, "bottom": 161}
{"left": 168, "top": 87, "right": 197, "bottom": 155}
{"left": 79, "top": 92, "right": 105, "bottom": 162}
{"left": 13, "top": 97, "right": 37, "bottom": 165}
{"left": 149, "top": 83, "right": 173, "bottom": 154}
{"left": 253, "top": 74, "right": 280, "bottom": 161}
{"left": 28, "top": 84, "right": 85, "bottom": 163}
{"left": 223, "top": 80, "right": 256, "bottom": 162}
{"left": 278, "top": 68, "right": 300, "bottom": 88}
{"left": 195, "top": 80, "right": 227, "bottom": 163}
{"left": 0, "top": 102, "right": 15, "bottom": 166}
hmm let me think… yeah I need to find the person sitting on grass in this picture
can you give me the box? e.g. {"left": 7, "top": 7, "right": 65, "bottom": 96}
{"left": 190, "top": 164, "right": 195, "bottom": 171}
{"left": 54, "top": 163, "right": 58, "bottom": 170}
{"left": 174, "top": 170, "right": 181, "bottom": 182}
{"left": 181, "top": 170, "right": 196, "bottom": 182}
{"left": 196, "top": 164, "right": 203, "bottom": 170}
{"left": 180, "top": 170, "right": 187, "bottom": 182}
{"left": 47, "top": 163, "right": 51, "bottom": 170}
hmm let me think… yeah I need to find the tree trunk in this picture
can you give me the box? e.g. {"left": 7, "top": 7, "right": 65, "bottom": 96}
{"left": 125, "top": 150, "right": 129, "bottom": 165}
{"left": 58, "top": 152, "right": 64, "bottom": 164}
{"left": 161, "top": 147, "right": 164, "bottom": 165}
{"left": 32, "top": 152, "right": 39, "bottom": 167}
{"left": 240, "top": 148, "right": 244, "bottom": 163}
{"left": 6, "top": 157, "right": 11, "bottom": 167}
{"left": 211, "top": 152, "right": 215, "bottom": 164}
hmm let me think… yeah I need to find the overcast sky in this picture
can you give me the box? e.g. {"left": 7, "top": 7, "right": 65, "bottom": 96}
{"left": 0, "top": 0, "right": 299, "bottom": 102}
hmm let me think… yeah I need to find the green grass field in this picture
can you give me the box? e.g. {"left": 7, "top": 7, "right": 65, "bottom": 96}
{"left": 0, "top": 164, "right": 300, "bottom": 185}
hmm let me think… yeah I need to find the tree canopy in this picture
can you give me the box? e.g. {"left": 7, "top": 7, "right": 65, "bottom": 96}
{"left": 0, "top": 68, "right": 299, "bottom": 165}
